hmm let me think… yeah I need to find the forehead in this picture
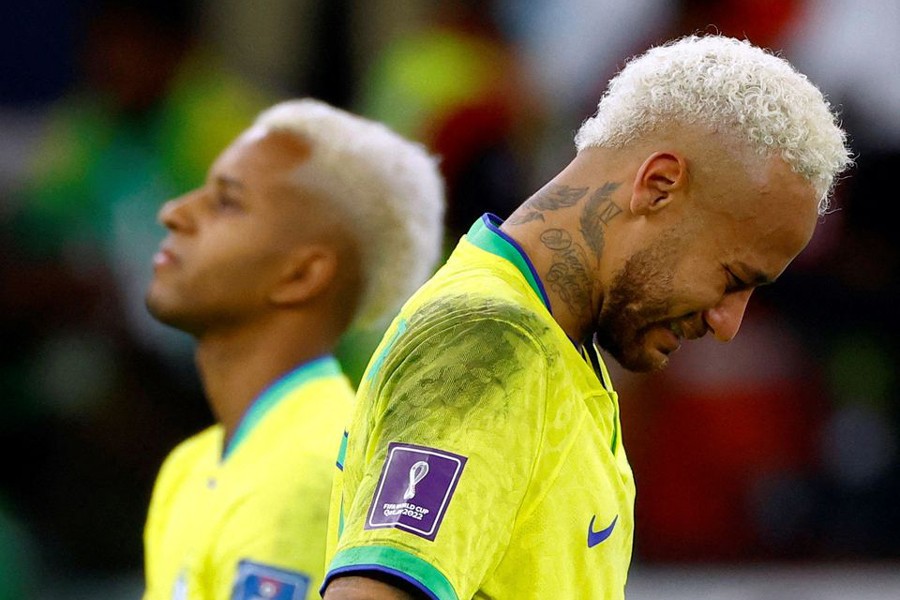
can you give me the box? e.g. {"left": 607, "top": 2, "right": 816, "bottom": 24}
{"left": 212, "top": 126, "right": 312, "bottom": 181}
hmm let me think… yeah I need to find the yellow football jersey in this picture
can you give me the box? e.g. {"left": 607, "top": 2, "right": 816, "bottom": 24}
{"left": 324, "top": 215, "right": 635, "bottom": 599}
{"left": 144, "top": 356, "right": 353, "bottom": 600}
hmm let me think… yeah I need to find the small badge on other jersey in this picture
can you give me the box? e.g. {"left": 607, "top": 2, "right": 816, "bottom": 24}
{"left": 172, "top": 570, "right": 188, "bottom": 600}
{"left": 231, "top": 560, "right": 310, "bottom": 600}
{"left": 366, "top": 442, "right": 467, "bottom": 541}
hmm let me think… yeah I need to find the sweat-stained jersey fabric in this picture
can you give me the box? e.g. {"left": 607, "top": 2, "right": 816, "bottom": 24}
{"left": 323, "top": 214, "right": 635, "bottom": 599}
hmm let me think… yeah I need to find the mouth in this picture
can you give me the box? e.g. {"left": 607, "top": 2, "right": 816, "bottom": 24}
{"left": 649, "top": 318, "right": 702, "bottom": 356}
{"left": 152, "top": 243, "right": 178, "bottom": 270}
{"left": 669, "top": 317, "right": 707, "bottom": 342}
{"left": 637, "top": 323, "right": 681, "bottom": 359}
{"left": 659, "top": 325, "right": 681, "bottom": 354}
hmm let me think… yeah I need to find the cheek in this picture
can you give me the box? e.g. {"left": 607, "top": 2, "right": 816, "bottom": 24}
{"left": 195, "top": 236, "right": 284, "bottom": 291}
{"left": 663, "top": 262, "right": 723, "bottom": 315}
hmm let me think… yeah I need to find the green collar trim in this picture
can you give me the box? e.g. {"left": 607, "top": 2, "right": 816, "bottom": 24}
{"left": 465, "top": 213, "right": 551, "bottom": 311}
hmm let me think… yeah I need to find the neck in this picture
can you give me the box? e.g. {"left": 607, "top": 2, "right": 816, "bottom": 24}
{"left": 502, "top": 156, "right": 626, "bottom": 346}
{"left": 194, "top": 316, "right": 336, "bottom": 444}
{"left": 502, "top": 213, "right": 599, "bottom": 346}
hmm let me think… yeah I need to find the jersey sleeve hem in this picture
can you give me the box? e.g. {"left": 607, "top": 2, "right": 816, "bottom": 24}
{"left": 321, "top": 545, "right": 458, "bottom": 600}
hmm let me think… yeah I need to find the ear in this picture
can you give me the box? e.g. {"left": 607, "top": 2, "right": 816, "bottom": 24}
{"left": 269, "top": 246, "right": 338, "bottom": 306}
{"left": 630, "top": 152, "right": 688, "bottom": 215}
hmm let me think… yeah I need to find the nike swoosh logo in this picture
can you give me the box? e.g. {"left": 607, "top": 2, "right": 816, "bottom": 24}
{"left": 587, "top": 514, "right": 618, "bottom": 548}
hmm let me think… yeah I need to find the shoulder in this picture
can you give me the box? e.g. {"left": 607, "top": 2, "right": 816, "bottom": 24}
{"left": 151, "top": 426, "right": 220, "bottom": 496}
{"left": 237, "top": 382, "right": 351, "bottom": 487}
{"left": 384, "top": 295, "right": 554, "bottom": 388}
{"left": 404, "top": 289, "right": 553, "bottom": 353}
{"left": 360, "top": 298, "right": 556, "bottom": 447}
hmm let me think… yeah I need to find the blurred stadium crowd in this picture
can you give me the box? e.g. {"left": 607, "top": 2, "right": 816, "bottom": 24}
{"left": 1, "top": 0, "right": 898, "bottom": 596}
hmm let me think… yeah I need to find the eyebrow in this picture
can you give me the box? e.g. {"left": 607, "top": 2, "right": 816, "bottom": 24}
{"left": 734, "top": 261, "right": 775, "bottom": 287}
{"left": 215, "top": 175, "right": 245, "bottom": 190}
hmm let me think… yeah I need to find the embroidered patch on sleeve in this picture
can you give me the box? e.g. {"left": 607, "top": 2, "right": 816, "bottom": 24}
{"left": 231, "top": 560, "right": 310, "bottom": 600}
{"left": 365, "top": 442, "right": 467, "bottom": 541}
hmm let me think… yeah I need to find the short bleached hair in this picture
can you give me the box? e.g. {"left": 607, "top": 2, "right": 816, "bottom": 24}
{"left": 254, "top": 98, "right": 445, "bottom": 328}
{"left": 574, "top": 35, "right": 852, "bottom": 213}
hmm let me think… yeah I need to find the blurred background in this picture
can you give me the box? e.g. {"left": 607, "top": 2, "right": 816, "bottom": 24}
{"left": 1, "top": 0, "right": 898, "bottom": 598}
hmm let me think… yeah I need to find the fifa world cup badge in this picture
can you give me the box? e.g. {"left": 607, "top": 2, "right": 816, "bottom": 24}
{"left": 366, "top": 442, "right": 467, "bottom": 541}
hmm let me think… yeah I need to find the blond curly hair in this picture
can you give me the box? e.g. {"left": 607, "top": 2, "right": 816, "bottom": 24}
{"left": 575, "top": 35, "right": 852, "bottom": 213}
{"left": 255, "top": 99, "right": 445, "bottom": 328}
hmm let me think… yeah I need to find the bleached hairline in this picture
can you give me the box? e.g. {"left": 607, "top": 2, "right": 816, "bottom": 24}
{"left": 577, "top": 122, "right": 839, "bottom": 215}
{"left": 250, "top": 102, "right": 445, "bottom": 328}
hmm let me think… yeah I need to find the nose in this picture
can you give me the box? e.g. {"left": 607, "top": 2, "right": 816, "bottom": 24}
{"left": 703, "top": 289, "right": 752, "bottom": 342}
{"left": 158, "top": 190, "right": 199, "bottom": 232}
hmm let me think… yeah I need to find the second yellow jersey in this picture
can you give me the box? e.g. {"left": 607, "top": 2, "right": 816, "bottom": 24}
{"left": 144, "top": 356, "right": 353, "bottom": 600}
{"left": 324, "top": 214, "right": 635, "bottom": 599}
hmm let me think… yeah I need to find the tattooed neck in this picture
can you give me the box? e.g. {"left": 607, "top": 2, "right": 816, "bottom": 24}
{"left": 506, "top": 184, "right": 588, "bottom": 225}
{"left": 509, "top": 181, "right": 622, "bottom": 336}
{"left": 579, "top": 182, "right": 622, "bottom": 259}
{"left": 540, "top": 228, "right": 594, "bottom": 327}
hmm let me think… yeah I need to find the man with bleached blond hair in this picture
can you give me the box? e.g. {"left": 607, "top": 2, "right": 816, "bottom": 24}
{"left": 142, "top": 98, "right": 444, "bottom": 600}
{"left": 322, "top": 35, "right": 852, "bottom": 600}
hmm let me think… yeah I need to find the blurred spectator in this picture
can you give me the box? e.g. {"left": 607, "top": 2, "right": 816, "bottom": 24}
{"left": 356, "top": 0, "right": 539, "bottom": 243}
{"left": 2, "top": 0, "right": 269, "bottom": 581}
{"left": 15, "top": 0, "right": 270, "bottom": 358}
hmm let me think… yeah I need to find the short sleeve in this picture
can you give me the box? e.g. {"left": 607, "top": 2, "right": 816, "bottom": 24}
{"left": 327, "top": 310, "right": 551, "bottom": 600}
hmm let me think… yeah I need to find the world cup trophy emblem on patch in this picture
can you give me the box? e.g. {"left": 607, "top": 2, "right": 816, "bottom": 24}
{"left": 403, "top": 460, "right": 430, "bottom": 500}
{"left": 366, "top": 442, "right": 467, "bottom": 541}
